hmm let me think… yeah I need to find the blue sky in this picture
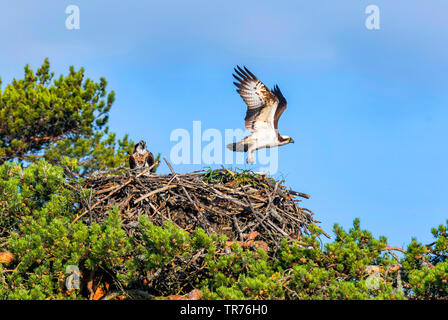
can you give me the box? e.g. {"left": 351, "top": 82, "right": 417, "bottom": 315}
{"left": 1, "top": 1, "right": 447, "bottom": 247}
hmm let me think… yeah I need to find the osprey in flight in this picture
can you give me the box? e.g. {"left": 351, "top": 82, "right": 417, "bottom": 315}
{"left": 227, "top": 66, "right": 294, "bottom": 163}
{"left": 129, "top": 140, "right": 154, "bottom": 169}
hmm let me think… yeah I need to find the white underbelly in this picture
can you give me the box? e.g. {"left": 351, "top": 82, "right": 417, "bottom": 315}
{"left": 250, "top": 130, "right": 278, "bottom": 150}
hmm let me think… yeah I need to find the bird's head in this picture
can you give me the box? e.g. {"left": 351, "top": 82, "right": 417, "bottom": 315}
{"left": 134, "top": 140, "right": 147, "bottom": 152}
{"left": 279, "top": 135, "right": 295, "bottom": 146}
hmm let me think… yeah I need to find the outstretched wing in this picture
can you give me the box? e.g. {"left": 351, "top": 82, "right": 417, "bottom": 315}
{"left": 271, "top": 85, "right": 287, "bottom": 130}
{"left": 233, "top": 66, "right": 279, "bottom": 132}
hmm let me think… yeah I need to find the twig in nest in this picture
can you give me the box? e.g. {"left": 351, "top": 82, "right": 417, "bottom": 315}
{"left": 163, "top": 157, "right": 201, "bottom": 214}
{"left": 70, "top": 161, "right": 159, "bottom": 225}
{"left": 133, "top": 185, "right": 177, "bottom": 204}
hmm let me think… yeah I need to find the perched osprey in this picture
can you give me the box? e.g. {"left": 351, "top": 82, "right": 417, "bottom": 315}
{"left": 129, "top": 140, "right": 154, "bottom": 169}
{"left": 227, "top": 66, "right": 294, "bottom": 163}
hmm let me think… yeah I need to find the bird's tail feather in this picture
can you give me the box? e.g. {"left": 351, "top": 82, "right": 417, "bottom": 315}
{"left": 226, "top": 141, "right": 249, "bottom": 152}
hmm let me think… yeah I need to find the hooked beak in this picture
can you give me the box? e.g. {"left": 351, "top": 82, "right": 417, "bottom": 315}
{"left": 290, "top": 138, "right": 295, "bottom": 144}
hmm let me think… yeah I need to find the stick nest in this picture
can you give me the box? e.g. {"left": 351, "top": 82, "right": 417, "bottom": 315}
{"left": 75, "top": 163, "right": 320, "bottom": 249}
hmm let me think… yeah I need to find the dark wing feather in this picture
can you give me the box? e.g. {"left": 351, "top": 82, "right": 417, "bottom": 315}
{"left": 129, "top": 154, "right": 137, "bottom": 169}
{"left": 233, "top": 66, "right": 279, "bottom": 132}
{"left": 272, "top": 84, "right": 287, "bottom": 130}
{"left": 146, "top": 152, "right": 155, "bottom": 167}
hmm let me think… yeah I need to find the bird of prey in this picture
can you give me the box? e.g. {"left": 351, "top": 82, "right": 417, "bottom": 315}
{"left": 227, "top": 66, "right": 294, "bottom": 163}
{"left": 129, "top": 140, "right": 154, "bottom": 169}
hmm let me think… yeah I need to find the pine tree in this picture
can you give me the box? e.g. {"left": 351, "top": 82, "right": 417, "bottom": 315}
{"left": 0, "top": 58, "right": 134, "bottom": 175}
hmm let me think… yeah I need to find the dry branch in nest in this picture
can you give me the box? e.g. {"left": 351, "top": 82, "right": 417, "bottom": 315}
{"left": 72, "top": 159, "right": 321, "bottom": 250}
